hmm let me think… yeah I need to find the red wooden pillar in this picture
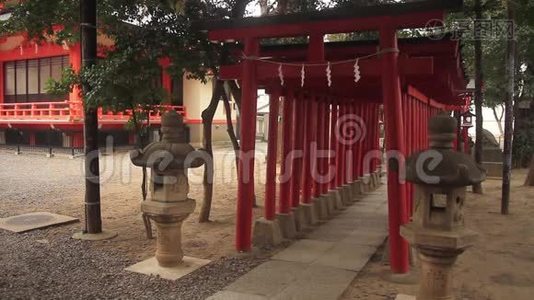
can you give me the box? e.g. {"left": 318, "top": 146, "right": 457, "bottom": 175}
{"left": 235, "top": 38, "right": 259, "bottom": 252}
{"left": 351, "top": 102, "right": 358, "bottom": 181}
{"left": 329, "top": 101, "right": 339, "bottom": 190}
{"left": 73, "top": 132, "right": 84, "bottom": 148}
{"left": 323, "top": 100, "right": 332, "bottom": 194}
{"left": 265, "top": 90, "right": 280, "bottom": 220}
{"left": 314, "top": 99, "right": 325, "bottom": 197}
{"left": 279, "top": 92, "right": 294, "bottom": 214}
{"left": 354, "top": 103, "right": 363, "bottom": 179}
{"left": 402, "top": 95, "right": 411, "bottom": 216}
{"left": 362, "top": 103, "right": 368, "bottom": 177}
{"left": 302, "top": 94, "right": 315, "bottom": 204}
{"left": 380, "top": 27, "right": 409, "bottom": 274}
{"left": 310, "top": 98, "right": 319, "bottom": 197}
{"left": 336, "top": 102, "right": 345, "bottom": 187}
{"left": 68, "top": 44, "right": 83, "bottom": 118}
{"left": 160, "top": 57, "right": 172, "bottom": 94}
{"left": 463, "top": 126, "right": 470, "bottom": 154}
{"left": 290, "top": 93, "right": 305, "bottom": 208}
{"left": 369, "top": 103, "right": 378, "bottom": 174}
{"left": 0, "top": 61, "right": 4, "bottom": 103}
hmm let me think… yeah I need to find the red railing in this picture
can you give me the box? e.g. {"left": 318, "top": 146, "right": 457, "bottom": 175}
{"left": 0, "top": 101, "right": 186, "bottom": 123}
{"left": 97, "top": 105, "right": 187, "bottom": 123}
{"left": 0, "top": 101, "right": 72, "bottom": 121}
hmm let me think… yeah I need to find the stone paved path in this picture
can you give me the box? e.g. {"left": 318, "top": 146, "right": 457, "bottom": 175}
{"left": 209, "top": 184, "right": 388, "bottom": 300}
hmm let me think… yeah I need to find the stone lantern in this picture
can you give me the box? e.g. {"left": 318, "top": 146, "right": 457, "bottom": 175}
{"left": 130, "top": 111, "right": 205, "bottom": 268}
{"left": 401, "top": 114, "right": 485, "bottom": 300}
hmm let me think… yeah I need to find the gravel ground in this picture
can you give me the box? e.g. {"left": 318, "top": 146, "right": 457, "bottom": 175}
{"left": 0, "top": 144, "right": 271, "bottom": 299}
{"left": 0, "top": 229, "right": 268, "bottom": 299}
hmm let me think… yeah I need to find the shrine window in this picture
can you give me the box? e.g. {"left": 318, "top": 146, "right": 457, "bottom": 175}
{"left": 3, "top": 56, "right": 69, "bottom": 103}
{"left": 171, "top": 76, "right": 183, "bottom": 106}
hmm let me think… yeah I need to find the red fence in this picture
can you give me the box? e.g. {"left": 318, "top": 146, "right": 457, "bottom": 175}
{"left": 0, "top": 101, "right": 186, "bottom": 124}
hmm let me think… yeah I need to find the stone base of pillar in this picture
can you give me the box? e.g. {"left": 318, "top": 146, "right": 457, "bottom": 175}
{"left": 375, "top": 171, "right": 383, "bottom": 185}
{"left": 325, "top": 191, "right": 338, "bottom": 214}
{"left": 252, "top": 217, "right": 283, "bottom": 248}
{"left": 292, "top": 206, "right": 308, "bottom": 232}
{"left": 300, "top": 203, "right": 318, "bottom": 226}
{"left": 310, "top": 198, "right": 323, "bottom": 223}
{"left": 341, "top": 184, "right": 353, "bottom": 205}
{"left": 333, "top": 188, "right": 346, "bottom": 210}
{"left": 369, "top": 173, "right": 378, "bottom": 191}
{"left": 360, "top": 176, "right": 371, "bottom": 193}
{"left": 313, "top": 196, "right": 330, "bottom": 220}
{"left": 351, "top": 180, "right": 363, "bottom": 200}
{"left": 276, "top": 213, "right": 297, "bottom": 239}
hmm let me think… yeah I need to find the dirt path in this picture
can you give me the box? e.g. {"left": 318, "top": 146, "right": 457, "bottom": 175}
{"left": 0, "top": 144, "right": 269, "bottom": 299}
{"left": 342, "top": 169, "right": 534, "bottom": 300}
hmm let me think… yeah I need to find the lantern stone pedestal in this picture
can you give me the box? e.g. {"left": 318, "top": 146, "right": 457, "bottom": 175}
{"left": 126, "top": 256, "right": 210, "bottom": 281}
{"left": 126, "top": 111, "right": 209, "bottom": 280}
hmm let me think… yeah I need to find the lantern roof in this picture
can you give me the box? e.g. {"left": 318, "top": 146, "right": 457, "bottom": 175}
{"left": 130, "top": 111, "right": 204, "bottom": 171}
{"left": 406, "top": 114, "right": 486, "bottom": 187}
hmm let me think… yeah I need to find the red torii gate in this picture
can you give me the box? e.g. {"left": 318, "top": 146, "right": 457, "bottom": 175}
{"left": 204, "top": 0, "right": 467, "bottom": 274}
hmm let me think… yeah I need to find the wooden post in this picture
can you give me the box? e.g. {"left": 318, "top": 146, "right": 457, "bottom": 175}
{"left": 329, "top": 101, "right": 339, "bottom": 190}
{"left": 502, "top": 0, "right": 516, "bottom": 215}
{"left": 290, "top": 93, "right": 305, "bottom": 208}
{"left": 265, "top": 91, "right": 280, "bottom": 220}
{"left": 302, "top": 95, "right": 317, "bottom": 204}
{"left": 235, "top": 38, "right": 259, "bottom": 252}
{"left": 314, "top": 100, "right": 325, "bottom": 197}
{"left": 323, "top": 100, "right": 332, "bottom": 194}
{"left": 336, "top": 102, "right": 344, "bottom": 187}
{"left": 81, "top": 0, "right": 102, "bottom": 234}
{"left": 279, "top": 92, "right": 294, "bottom": 214}
{"left": 380, "top": 26, "right": 409, "bottom": 274}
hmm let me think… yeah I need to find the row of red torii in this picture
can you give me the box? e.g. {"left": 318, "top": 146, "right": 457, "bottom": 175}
{"left": 203, "top": 0, "right": 467, "bottom": 274}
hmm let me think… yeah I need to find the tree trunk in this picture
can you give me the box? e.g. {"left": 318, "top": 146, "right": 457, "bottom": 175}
{"left": 222, "top": 88, "right": 240, "bottom": 170}
{"left": 525, "top": 155, "right": 534, "bottom": 186}
{"left": 492, "top": 106, "right": 504, "bottom": 137}
{"left": 502, "top": 0, "right": 516, "bottom": 215}
{"left": 473, "top": 0, "right": 484, "bottom": 194}
{"left": 198, "top": 80, "right": 226, "bottom": 223}
{"left": 81, "top": 0, "right": 102, "bottom": 234}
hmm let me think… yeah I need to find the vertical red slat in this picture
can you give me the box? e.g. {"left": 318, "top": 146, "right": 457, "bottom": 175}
{"left": 265, "top": 91, "right": 280, "bottom": 220}
{"left": 236, "top": 38, "right": 259, "bottom": 252}
{"left": 290, "top": 93, "right": 306, "bottom": 208}
{"left": 380, "top": 27, "right": 409, "bottom": 274}
{"left": 329, "top": 101, "right": 339, "bottom": 190}
{"left": 279, "top": 92, "right": 294, "bottom": 214}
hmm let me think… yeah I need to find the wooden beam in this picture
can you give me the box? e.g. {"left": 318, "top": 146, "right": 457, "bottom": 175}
{"left": 208, "top": 11, "right": 445, "bottom": 41}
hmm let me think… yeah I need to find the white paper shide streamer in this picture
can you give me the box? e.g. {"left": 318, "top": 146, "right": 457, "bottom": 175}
{"left": 326, "top": 62, "right": 332, "bottom": 87}
{"left": 301, "top": 65, "right": 305, "bottom": 87}
{"left": 278, "top": 64, "right": 284, "bottom": 86}
{"left": 354, "top": 59, "right": 361, "bottom": 83}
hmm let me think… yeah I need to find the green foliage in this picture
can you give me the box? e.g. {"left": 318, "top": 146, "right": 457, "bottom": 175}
{"left": 0, "top": 0, "right": 222, "bottom": 143}
{"left": 45, "top": 67, "right": 79, "bottom": 97}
